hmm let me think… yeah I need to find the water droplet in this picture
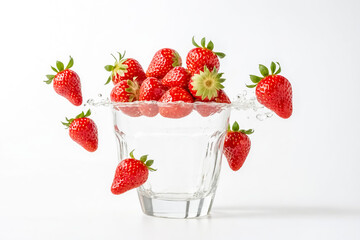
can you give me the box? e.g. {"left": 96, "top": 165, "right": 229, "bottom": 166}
{"left": 98, "top": 93, "right": 102, "bottom": 97}
{"left": 256, "top": 114, "right": 266, "bottom": 121}
{"left": 266, "top": 112, "right": 273, "bottom": 118}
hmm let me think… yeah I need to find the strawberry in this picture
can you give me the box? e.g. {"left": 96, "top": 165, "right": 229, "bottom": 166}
{"left": 44, "top": 56, "right": 82, "bottom": 106}
{"left": 158, "top": 87, "right": 194, "bottom": 118}
{"left": 110, "top": 78, "right": 142, "bottom": 117}
{"left": 188, "top": 66, "right": 225, "bottom": 101}
{"left": 62, "top": 109, "right": 98, "bottom": 152}
{"left": 139, "top": 77, "right": 167, "bottom": 117}
{"left": 223, "top": 121, "right": 253, "bottom": 171}
{"left": 111, "top": 150, "right": 156, "bottom": 195}
{"left": 146, "top": 48, "right": 182, "bottom": 79}
{"left": 104, "top": 51, "right": 146, "bottom": 85}
{"left": 247, "top": 62, "right": 293, "bottom": 119}
{"left": 195, "top": 90, "right": 231, "bottom": 117}
{"left": 186, "top": 37, "right": 225, "bottom": 76}
{"left": 161, "top": 66, "right": 191, "bottom": 88}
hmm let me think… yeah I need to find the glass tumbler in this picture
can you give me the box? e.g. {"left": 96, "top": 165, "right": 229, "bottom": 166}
{"left": 112, "top": 101, "right": 231, "bottom": 218}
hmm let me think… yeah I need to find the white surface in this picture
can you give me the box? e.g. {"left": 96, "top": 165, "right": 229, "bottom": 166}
{"left": 1, "top": 0, "right": 360, "bottom": 239}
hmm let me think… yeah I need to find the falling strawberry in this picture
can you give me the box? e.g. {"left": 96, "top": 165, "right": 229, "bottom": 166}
{"left": 223, "top": 121, "right": 253, "bottom": 171}
{"left": 186, "top": 37, "right": 225, "bottom": 76}
{"left": 195, "top": 89, "right": 231, "bottom": 117}
{"left": 188, "top": 66, "right": 225, "bottom": 101}
{"left": 44, "top": 56, "right": 82, "bottom": 106}
{"left": 111, "top": 150, "right": 156, "bottom": 195}
{"left": 146, "top": 48, "right": 182, "bottom": 79}
{"left": 110, "top": 78, "right": 142, "bottom": 117}
{"left": 161, "top": 66, "right": 191, "bottom": 88}
{"left": 62, "top": 109, "right": 98, "bottom": 152}
{"left": 158, "top": 87, "right": 194, "bottom": 118}
{"left": 247, "top": 62, "right": 293, "bottom": 119}
{"left": 104, "top": 51, "right": 146, "bottom": 85}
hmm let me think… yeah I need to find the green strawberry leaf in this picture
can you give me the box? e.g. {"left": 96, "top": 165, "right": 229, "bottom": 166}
{"left": 56, "top": 61, "right": 64, "bottom": 72}
{"left": 214, "top": 52, "right": 226, "bottom": 59}
{"left": 250, "top": 75, "right": 262, "bottom": 83}
{"left": 104, "top": 65, "right": 114, "bottom": 72}
{"left": 44, "top": 75, "right": 55, "bottom": 84}
{"left": 275, "top": 62, "right": 281, "bottom": 74}
{"left": 245, "top": 129, "right": 254, "bottom": 135}
{"left": 85, "top": 109, "right": 91, "bottom": 117}
{"left": 270, "top": 62, "right": 276, "bottom": 75}
{"left": 44, "top": 79, "right": 53, "bottom": 84}
{"left": 146, "top": 160, "right": 154, "bottom": 167}
{"left": 148, "top": 167, "right": 157, "bottom": 172}
{"left": 259, "top": 64, "right": 269, "bottom": 77}
{"left": 192, "top": 36, "right": 201, "bottom": 48}
{"left": 65, "top": 56, "right": 74, "bottom": 69}
{"left": 51, "top": 66, "right": 58, "bottom": 73}
{"left": 232, "top": 121, "right": 240, "bottom": 132}
{"left": 201, "top": 37, "right": 206, "bottom": 48}
{"left": 46, "top": 74, "right": 55, "bottom": 80}
{"left": 140, "top": 155, "right": 148, "bottom": 163}
{"left": 75, "top": 111, "right": 85, "bottom": 119}
{"left": 129, "top": 149, "right": 135, "bottom": 159}
{"left": 61, "top": 121, "right": 70, "bottom": 128}
{"left": 207, "top": 40, "right": 214, "bottom": 50}
{"left": 246, "top": 84, "right": 257, "bottom": 88}
{"left": 105, "top": 76, "right": 111, "bottom": 85}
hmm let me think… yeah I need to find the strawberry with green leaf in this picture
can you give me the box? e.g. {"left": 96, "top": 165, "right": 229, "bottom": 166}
{"left": 247, "top": 62, "right": 293, "bottom": 119}
{"left": 44, "top": 56, "right": 82, "bottom": 106}
{"left": 188, "top": 66, "right": 226, "bottom": 101}
{"left": 104, "top": 51, "right": 146, "bottom": 85}
{"left": 110, "top": 78, "right": 142, "bottom": 117}
{"left": 111, "top": 150, "right": 156, "bottom": 195}
{"left": 146, "top": 48, "right": 182, "bottom": 79}
{"left": 186, "top": 37, "right": 225, "bottom": 76}
{"left": 224, "top": 121, "right": 253, "bottom": 171}
{"left": 62, "top": 109, "right": 98, "bottom": 152}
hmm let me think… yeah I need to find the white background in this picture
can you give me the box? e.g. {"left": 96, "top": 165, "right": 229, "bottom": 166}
{"left": 1, "top": 0, "right": 360, "bottom": 239}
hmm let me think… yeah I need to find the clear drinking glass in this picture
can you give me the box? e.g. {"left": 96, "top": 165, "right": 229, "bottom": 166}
{"left": 112, "top": 101, "right": 231, "bottom": 218}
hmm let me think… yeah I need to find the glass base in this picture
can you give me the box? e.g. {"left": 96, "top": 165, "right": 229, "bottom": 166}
{"left": 138, "top": 193, "right": 215, "bottom": 219}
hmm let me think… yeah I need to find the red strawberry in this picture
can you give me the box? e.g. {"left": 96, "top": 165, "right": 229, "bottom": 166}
{"left": 196, "top": 90, "right": 231, "bottom": 117}
{"left": 161, "top": 66, "right": 191, "bottom": 88}
{"left": 247, "top": 62, "right": 293, "bottom": 119}
{"left": 62, "top": 109, "right": 98, "bottom": 152}
{"left": 146, "top": 48, "right": 182, "bottom": 79}
{"left": 139, "top": 77, "right": 167, "bottom": 117}
{"left": 111, "top": 150, "right": 156, "bottom": 195}
{"left": 158, "top": 87, "right": 194, "bottom": 118}
{"left": 186, "top": 37, "right": 225, "bottom": 76}
{"left": 104, "top": 52, "right": 146, "bottom": 85}
{"left": 188, "top": 66, "right": 225, "bottom": 101}
{"left": 44, "top": 56, "right": 82, "bottom": 106}
{"left": 223, "top": 121, "right": 253, "bottom": 171}
{"left": 214, "top": 89, "right": 231, "bottom": 104}
{"left": 110, "top": 79, "right": 141, "bottom": 117}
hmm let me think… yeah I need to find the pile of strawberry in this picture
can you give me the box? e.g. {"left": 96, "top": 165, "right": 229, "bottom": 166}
{"left": 105, "top": 37, "right": 230, "bottom": 119}
{"left": 44, "top": 36, "right": 293, "bottom": 196}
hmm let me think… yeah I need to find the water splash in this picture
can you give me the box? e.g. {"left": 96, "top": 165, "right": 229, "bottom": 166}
{"left": 86, "top": 89, "right": 274, "bottom": 121}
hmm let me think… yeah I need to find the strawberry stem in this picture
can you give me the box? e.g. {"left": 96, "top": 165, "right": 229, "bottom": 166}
{"left": 229, "top": 121, "right": 254, "bottom": 135}
{"left": 62, "top": 109, "right": 92, "bottom": 129}
{"left": 128, "top": 150, "right": 157, "bottom": 171}
{"left": 246, "top": 61, "right": 282, "bottom": 89}
{"left": 191, "top": 36, "right": 226, "bottom": 58}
